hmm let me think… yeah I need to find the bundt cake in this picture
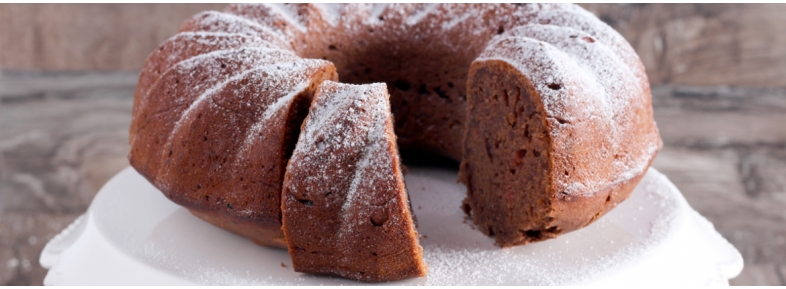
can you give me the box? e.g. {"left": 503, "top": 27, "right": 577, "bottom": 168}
{"left": 282, "top": 81, "right": 425, "bottom": 282}
{"left": 128, "top": 3, "right": 661, "bottom": 281}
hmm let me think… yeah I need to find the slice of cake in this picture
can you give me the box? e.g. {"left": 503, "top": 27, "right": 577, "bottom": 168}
{"left": 281, "top": 81, "right": 427, "bottom": 282}
{"left": 458, "top": 25, "right": 660, "bottom": 247}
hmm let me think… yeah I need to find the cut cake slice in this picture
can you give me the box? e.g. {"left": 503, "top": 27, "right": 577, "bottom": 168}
{"left": 281, "top": 81, "right": 427, "bottom": 282}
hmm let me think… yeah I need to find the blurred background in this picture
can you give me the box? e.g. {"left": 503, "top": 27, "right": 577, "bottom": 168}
{"left": 0, "top": 4, "right": 784, "bottom": 285}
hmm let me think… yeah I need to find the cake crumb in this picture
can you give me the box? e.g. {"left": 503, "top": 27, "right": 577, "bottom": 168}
{"left": 281, "top": 262, "right": 287, "bottom": 268}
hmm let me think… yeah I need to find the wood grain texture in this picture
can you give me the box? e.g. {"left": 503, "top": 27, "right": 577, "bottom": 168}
{"left": 0, "top": 4, "right": 224, "bottom": 71}
{"left": 0, "top": 71, "right": 135, "bottom": 285}
{"left": 581, "top": 3, "right": 786, "bottom": 87}
{"left": 0, "top": 71, "right": 785, "bottom": 285}
{"left": 649, "top": 84, "right": 786, "bottom": 285}
{"left": 651, "top": 85, "right": 786, "bottom": 147}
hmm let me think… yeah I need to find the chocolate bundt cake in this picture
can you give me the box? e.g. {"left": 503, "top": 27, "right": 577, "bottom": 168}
{"left": 128, "top": 3, "right": 661, "bottom": 281}
{"left": 282, "top": 81, "right": 425, "bottom": 281}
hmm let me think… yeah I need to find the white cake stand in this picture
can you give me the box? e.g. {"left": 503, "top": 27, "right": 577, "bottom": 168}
{"left": 40, "top": 166, "right": 742, "bottom": 285}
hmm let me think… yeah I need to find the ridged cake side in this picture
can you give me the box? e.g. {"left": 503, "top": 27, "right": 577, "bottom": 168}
{"left": 129, "top": 44, "right": 337, "bottom": 247}
{"left": 282, "top": 81, "right": 426, "bottom": 282}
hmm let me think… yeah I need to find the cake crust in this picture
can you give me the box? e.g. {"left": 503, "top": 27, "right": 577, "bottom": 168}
{"left": 281, "top": 81, "right": 426, "bottom": 281}
{"left": 459, "top": 24, "right": 661, "bottom": 246}
{"left": 129, "top": 50, "right": 337, "bottom": 248}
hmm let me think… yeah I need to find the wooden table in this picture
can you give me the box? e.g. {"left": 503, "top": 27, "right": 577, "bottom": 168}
{"left": 1, "top": 70, "right": 784, "bottom": 285}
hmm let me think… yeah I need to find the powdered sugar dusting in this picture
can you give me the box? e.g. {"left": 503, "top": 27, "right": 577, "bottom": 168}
{"left": 91, "top": 167, "right": 737, "bottom": 285}
{"left": 298, "top": 83, "right": 385, "bottom": 153}
{"left": 180, "top": 11, "right": 290, "bottom": 48}
{"left": 405, "top": 4, "right": 439, "bottom": 26}
{"left": 338, "top": 94, "right": 387, "bottom": 214}
{"left": 367, "top": 4, "right": 388, "bottom": 24}
{"left": 495, "top": 24, "right": 650, "bottom": 194}
{"left": 403, "top": 167, "right": 685, "bottom": 285}
{"left": 169, "top": 4, "right": 656, "bottom": 199}
{"left": 529, "top": 9, "right": 647, "bottom": 86}
{"left": 136, "top": 32, "right": 281, "bottom": 100}
{"left": 287, "top": 82, "right": 407, "bottom": 235}
{"left": 290, "top": 82, "right": 392, "bottom": 228}
{"left": 152, "top": 47, "right": 296, "bottom": 132}
{"left": 440, "top": 11, "right": 473, "bottom": 31}
{"left": 265, "top": 4, "right": 307, "bottom": 32}
{"left": 477, "top": 37, "right": 598, "bottom": 123}
{"left": 281, "top": 81, "right": 423, "bottom": 279}
{"left": 475, "top": 22, "right": 659, "bottom": 196}
{"left": 129, "top": 5, "right": 663, "bottom": 278}
{"left": 157, "top": 56, "right": 323, "bottom": 177}
{"left": 237, "top": 81, "right": 309, "bottom": 156}
{"left": 314, "top": 4, "right": 343, "bottom": 27}
{"left": 163, "top": 66, "right": 269, "bottom": 166}
{"left": 131, "top": 47, "right": 299, "bottom": 155}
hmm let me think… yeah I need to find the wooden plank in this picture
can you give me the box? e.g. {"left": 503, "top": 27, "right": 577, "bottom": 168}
{"left": 653, "top": 146, "right": 786, "bottom": 266}
{"left": 0, "top": 72, "right": 133, "bottom": 284}
{"left": 652, "top": 147, "right": 745, "bottom": 209}
{"left": 652, "top": 85, "right": 786, "bottom": 147}
{"left": 0, "top": 72, "right": 134, "bottom": 214}
{"left": 581, "top": 4, "right": 786, "bottom": 87}
{"left": 0, "top": 4, "right": 224, "bottom": 71}
{"left": 0, "top": 213, "right": 81, "bottom": 285}
{"left": 0, "top": 71, "right": 139, "bottom": 102}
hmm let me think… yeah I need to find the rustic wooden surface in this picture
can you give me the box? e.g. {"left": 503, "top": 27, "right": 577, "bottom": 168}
{"left": 0, "top": 71, "right": 784, "bottom": 285}
{"left": 0, "top": 4, "right": 225, "bottom": 71}
{"left": 581, "top": 3, "right": 786, "bottom": 87}
{"left": 2, "top": 4, "right": 786, "bottom": 88}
